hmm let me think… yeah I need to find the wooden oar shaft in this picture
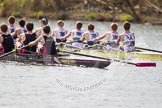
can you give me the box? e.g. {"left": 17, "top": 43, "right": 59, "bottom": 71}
{"left": 136, "top": 47, "right": 162, "bottom": 53}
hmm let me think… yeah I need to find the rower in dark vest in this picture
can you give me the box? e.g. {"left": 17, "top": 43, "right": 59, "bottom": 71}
{"left": 0, "top": 23, "right": 14, "bottom": 53}
{"left": 16, "top": 22, "right": 37, "bottom": 54}
{"left": 28, "top": 25, "right": 57, "bottom": 55}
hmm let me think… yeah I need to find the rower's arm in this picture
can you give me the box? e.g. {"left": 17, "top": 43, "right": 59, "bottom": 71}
{"left": 116, "top": 35, "right": 123, "bottom": 45}
{"left": 62, "top": 32, "right": 72, "bottom": 40}
{"left": 28, "top": 37, "right": 44, "bottom": 46}
{"left": 35, "top": 28, "right": 42, "bottom": 37}
{"left": 94, "top": 33, "right": 108, "bottom": 42}
{"left": 15, "top": 34, "right": 25, "bottom": 48}
{"left": 0, "top": 36, "right": 3, "bottom": 44}
{"left": 51, "top": 30, "right": 57, "bottom": 37}
{"left": 17, "top": 34, "right": 25, "bottom": 43}
{"left": 80, "top": 32, "right": 88, "bottom": 42}
{"left": 11, "top": 29, "right": 21, "bottom": 38}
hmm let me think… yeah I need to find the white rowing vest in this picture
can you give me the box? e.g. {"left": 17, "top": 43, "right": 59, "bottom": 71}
{"left": 55, "top": 29, "right": 67, "bottom": 38}
{"left": 8, "top": 26, "right": 16, "bottom": 33}
{"left": 21, "top": 27, "right": 27, "bottom": 33}
{"left": 71, "top": 29, "right": 84, "bottom": 48}
{"left": 122, "top": 32, "right": 135, "bottom": 52}
{"left": 106, "top": 32, "right": 119, "bottom": 50}
{"left": 87, "top": 31, "right": 99, "bottom": 45}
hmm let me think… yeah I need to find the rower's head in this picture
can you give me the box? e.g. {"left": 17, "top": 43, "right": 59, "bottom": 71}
{"left": 123, "top": 21, "right": 131, "bottom": 30}
{"left": 88, "top": 23, "right": 94, "bottom": 31}
{"left": 43, "top": 25, "right": 51, "bottom": 34}
{"left": 19, "top": 19, "right": 26, "bottom": 27}
{"left": 26, "top": 23, "right": 34, "bottom": 32}
{"left": 39, "top": 17, "right": 48, "bottom": 26}
{"left": 110, "top": 23, "right": 118, "bottom": 31}
{"left": 8, "top": 16, "right": 15, "bottom": 25}
{"left": 0, "top": 23, "right": 8, "bottom": 33}
{"left": 57, "top": 20, "right": 64, "bottom": 27}
{"left": 76, "top": 21, "right": 82, "bottom": 30}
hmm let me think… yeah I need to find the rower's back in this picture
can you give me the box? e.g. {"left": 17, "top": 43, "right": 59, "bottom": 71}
{"left": 41, "top": 25, "right": 57, "bottom": 55}
{"left": 23, "top": 33, "right": 37, "bottom": 53}
{"left": 53, "top": 20, "right": 68, "bottom": 43}
{"left": 42, "top": 36, "right": 57, "bottom": 55}
{"left": 0, "top": 23, "right": 14, "bottom": 53}
{"left": 87, "top": 23, "right": 99, "bottom": 46}
{"left": 23, "top": 23, "right": 37, "bottom": 53}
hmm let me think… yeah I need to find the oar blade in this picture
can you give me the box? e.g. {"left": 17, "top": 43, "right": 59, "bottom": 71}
{"left": 135, "top": 62, "right": 156, "bottom": 67}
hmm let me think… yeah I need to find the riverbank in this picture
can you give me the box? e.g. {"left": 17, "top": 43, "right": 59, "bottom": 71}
{"left": 2, "top": 12, "right": 162, "bottom": 25}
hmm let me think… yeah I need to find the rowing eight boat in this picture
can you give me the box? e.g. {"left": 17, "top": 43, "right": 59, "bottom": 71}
{"left": 0, "top": 53, "right": 111, "bottom": 68}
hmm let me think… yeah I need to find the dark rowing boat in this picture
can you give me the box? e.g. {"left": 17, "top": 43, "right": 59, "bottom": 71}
{"left": 0, "top": 53, "right": 111, "bottom": 68}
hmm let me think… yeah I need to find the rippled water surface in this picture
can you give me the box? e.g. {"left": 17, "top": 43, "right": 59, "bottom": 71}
{"left": 0, "top": 19, "right": 162, "bottom": 108}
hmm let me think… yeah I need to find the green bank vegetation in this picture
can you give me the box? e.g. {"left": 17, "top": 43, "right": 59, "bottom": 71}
{"left": 0, "top": 0, "right": 162, "bottom": 23}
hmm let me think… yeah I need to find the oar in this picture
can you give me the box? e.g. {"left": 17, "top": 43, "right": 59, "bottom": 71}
{"left": 0, "top": 45, "right": 28, "bottom": 58}
{"left": 135, "top": 47, "right": 162, "bottom": 53}
{"left": 59, "top": 49, "right": 156, "bottom": 67}
{"left": 56, "top": 40, "right": 83, "bottom": 46}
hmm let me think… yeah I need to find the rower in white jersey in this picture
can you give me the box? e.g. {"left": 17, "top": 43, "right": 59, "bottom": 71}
{"left": 61, "top": 21, "right": 84, "bottom": 48}
{"left": 94, "top": 22, "right": 119, "bottom": 50}
{"left": 35, "top": 17, "right": 48, "bottom": 37}
{"left": 52, "top": 20, "right": 68, "bottom": 43}
{"left": 80, "top": 23, "right": 99, "bottom": 46}
{"left": 11, "top": 19, "right": 27, "bottom": 40}
{"left": 8, "top": 16, "right": 16, "bottom": 33}
{"left": 116, "top": 21, "right": 135, "bottom": 52}
{"left": 8, "top": 16, "right": 16, "bottom": 44}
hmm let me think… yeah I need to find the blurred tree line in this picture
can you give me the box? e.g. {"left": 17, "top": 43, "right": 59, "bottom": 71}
{"left": 0, "top": 0, "right": 162, "bottom": 23}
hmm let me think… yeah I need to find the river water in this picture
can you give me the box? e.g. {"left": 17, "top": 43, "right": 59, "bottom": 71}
{"left": 0, "top": 19, "right": 162, "bottom": 108}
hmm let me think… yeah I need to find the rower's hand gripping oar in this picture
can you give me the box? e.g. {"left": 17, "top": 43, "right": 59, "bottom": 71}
{"left": 0, "top": 45, "right": 28, "bottom": 58}
{"left": 59, "top": 49, "right": 156, "bottom": 67}
{"left": 135, "top": 47, "right": 162, "bottom": 53}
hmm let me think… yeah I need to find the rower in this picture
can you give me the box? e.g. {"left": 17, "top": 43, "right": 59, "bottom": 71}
{"left": 8, "top": 16, "right": 17, "bottom": 44}
{"left": 12, "top": 19, "right": 27, "bottom": 41}
{"left": 61, "top": 21, "right": 84, "bottom": 48}
{"left": 94, "top": 22, "right": 119, "bottom": 50}
{"left": 28, "top": 25, "right": 57, "bottom": 55}
{"left": 8, "top": 16, "right": 16, "bottom": 33}
{"left": 0, "top": 23, "right": 14, "bottom": 53}
{"left": 116, "top": 21, "right": 135, "bottom": 52}
{"left": 16, "top": 23, "right": 37, "bottom": 54}
{"left": 52, "top": 20, "right": 68, "bottom": 43}
{"left": 18, "top": 19, "right": 27, "bottom": 33}
{"left": 35, "top": 17, "right": 48, "bottom": 37}
{"left": 80, "top": 23, "right": 99, "bottom": 46}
